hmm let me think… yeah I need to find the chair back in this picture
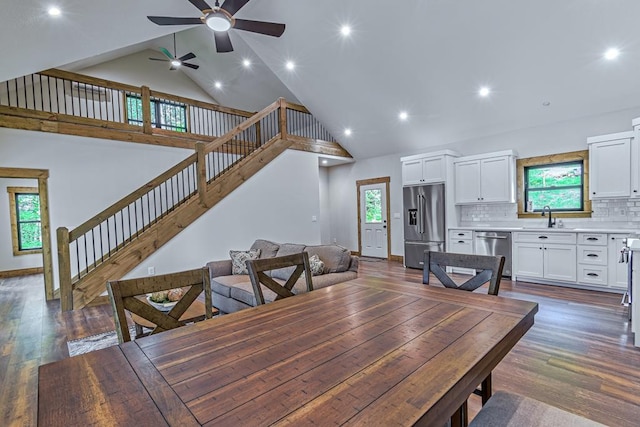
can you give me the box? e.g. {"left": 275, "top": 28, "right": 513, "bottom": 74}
{"left": 246, "top": 252, "right": 313, "bottom": 305}
{"left": 423, "top": 251, "right": 505, "bottom": 295}
{"left": 107, "top": 267, "right": 212, "bottom": 343}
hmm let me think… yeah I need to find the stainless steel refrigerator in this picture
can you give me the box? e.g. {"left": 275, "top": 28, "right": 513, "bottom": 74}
{"left": 403, "top": 184, "right": 445, "bottom": 269}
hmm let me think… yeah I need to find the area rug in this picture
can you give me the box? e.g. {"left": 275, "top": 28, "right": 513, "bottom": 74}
{"left": 67, "top": 327, "right": 136, "bottom": 357}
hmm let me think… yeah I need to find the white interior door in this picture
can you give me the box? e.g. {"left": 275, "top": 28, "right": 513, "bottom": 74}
{"left": 360, "top": 183, "right": 388, "bottom": 258}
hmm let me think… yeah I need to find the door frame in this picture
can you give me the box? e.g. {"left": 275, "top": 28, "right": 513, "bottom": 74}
{"left": 0, "top": 167, "right": 55, "bottom": 300}
{"left": 356, "top": 177, "right": 391, "bottom": 259}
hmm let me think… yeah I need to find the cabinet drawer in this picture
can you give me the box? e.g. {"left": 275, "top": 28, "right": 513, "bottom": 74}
{"left": 448, "top": 240, "right": 473, "bottom": 254}
{"left": 513, "top": 232, "right": 577, "bottom": 244}
{"left": 578, "top": 265, "right": 608, "bottom": 286}
{"left": 449, "top": 230, "right": 473, "bottom": 240}
{"left": 577, "top": 245, "right": 608, "bottom": 265}
{"left": 578, "top": 233, "right": 607, "bottom": 246}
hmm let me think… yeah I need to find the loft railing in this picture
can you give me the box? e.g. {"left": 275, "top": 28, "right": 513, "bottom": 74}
{"left": 56, "top": 99, "right": 286, "bottom": 310}
{"left": 285, "top": 103, "right": 337, "bottom": 142}
{"left": 0, "top": 69, "right": 256, "bottom": 141}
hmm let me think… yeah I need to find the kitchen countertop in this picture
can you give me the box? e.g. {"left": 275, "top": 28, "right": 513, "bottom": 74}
{"left": 450, "top": 226, "right": 640, "bottom": 234}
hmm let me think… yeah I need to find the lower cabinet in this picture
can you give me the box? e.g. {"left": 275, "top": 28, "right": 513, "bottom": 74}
{"left": 514, "top": 242, "right": 576, "bottom": 282}
{"left": 513, "top": 231, "right": 629, "bottom": 292}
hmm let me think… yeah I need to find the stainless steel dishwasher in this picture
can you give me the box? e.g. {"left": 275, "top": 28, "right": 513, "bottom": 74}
{"left": 474, "top": 231, "right": 512, "bottom": 276}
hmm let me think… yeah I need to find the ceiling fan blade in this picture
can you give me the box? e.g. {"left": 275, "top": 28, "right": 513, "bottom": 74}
{"left": 160, "top": 47, "right": 175, "bottom": 59}
{"left": 149, "top": 58, "right": 170, "bottom": 62}
{"left": 214, "top": 31, "right": 234, "bottom": 52}
{"left": 178, "top": 52, "right": 196, "bottom": 62}
{"left": 221, "top": 0, "right": 251, "bottom": 15}
{"left": 233, "top": 19, "right": 285, "bottom": 37}
{"left": 183, "top": 63, "right": 200, "bottom": 70}
{"left": 187, "top": 0, "right": 213, "bottom": 13}
{"left": 147, "top": 16, "right": 203, "bottom": 26}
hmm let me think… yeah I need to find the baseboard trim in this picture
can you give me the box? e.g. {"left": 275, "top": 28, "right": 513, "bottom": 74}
{"left": 389, "top": 255, "right": 403, "bottom": 263}
{"left": 0, "top": 266, "right": 44, "bottom": 278}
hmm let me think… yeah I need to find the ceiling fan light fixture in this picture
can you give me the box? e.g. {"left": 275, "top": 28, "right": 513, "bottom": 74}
{"left": 171, "top": 59, "right": 182, "bottom": 67}
{"left": 205, "top": 11, "right": 232, "bottom": 32}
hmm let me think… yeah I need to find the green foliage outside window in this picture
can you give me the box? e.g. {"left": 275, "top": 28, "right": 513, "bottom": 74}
{"left": 525, "top": 162, "right": 583, "bottom": 211}
{"left": 365, "top": 189, "right": 383, "bottom": 223}
{"left": 126, "top": 95, "right": 186, "bottom": 132}
{"left": 16, "top": 194, "right": 42, "bottom": 250}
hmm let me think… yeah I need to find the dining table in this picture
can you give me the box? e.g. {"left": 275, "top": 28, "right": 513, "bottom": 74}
{"left": 38, "top": 277, "right": 538, "bottom": 426}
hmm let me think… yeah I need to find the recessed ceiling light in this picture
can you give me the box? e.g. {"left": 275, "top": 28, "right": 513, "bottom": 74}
{"left": 322, "top": 159, "right": 329, "bottom": 165}
{"left": 340, "top": 25, "right": 352, "bottom": 37}
{"left": 285, "top": 61, "right": 295, "bottom": 70}
{"left": 604, "top": 48, "right": 620, "bottom": 60}
{"left": 171, "top": 60, "right": 181, "bottom": 67}
{"left": 344, "top": 128, "right": 352, "bottom": 136}
{"left": 242, "top": 58, "right": 251, "bottom": 68}
{"left": 479, "top": 86, "right": 491, "bottom": 97}
{"left": 214, "top": 81, "right": 222, "bottom": 89}
{"left": 399, "top": 111, "right": 409, "bottom": 121}
{"left": 48, "top": 6, "right": 61, "bottom": 16}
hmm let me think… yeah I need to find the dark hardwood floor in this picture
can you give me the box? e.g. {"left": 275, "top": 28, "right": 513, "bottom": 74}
{"left": 1, "top": 259, "right": 639, "bottom": 426}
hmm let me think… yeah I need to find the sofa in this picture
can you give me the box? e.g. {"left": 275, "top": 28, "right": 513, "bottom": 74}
{"left": 207, "top": 239, "right": 359, "bottom": 314}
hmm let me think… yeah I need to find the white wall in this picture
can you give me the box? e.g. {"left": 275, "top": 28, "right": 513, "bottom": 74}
{"left": 0, "top": 127, "right": 191, "bottom": 279}
{"left": 77, "top": 50, "right": 218, "bottom": 104}
{"left": 328, "top": 154, "right": 404, "bottom": 255}
{"left": 0, "top": 178, "right": 40, "bottom": 270}
{"left": 327, "top": 107, "right": 640, "bottom": 255}
{"left": 127, "top": 149, "right": 322, "bottom": 277}
{"left": 319, "top": 167, "right": 331, "bottom": 244}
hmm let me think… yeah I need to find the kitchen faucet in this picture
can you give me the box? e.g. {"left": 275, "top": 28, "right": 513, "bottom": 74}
{"left": 541, "top": 205, "right": 556, "bottom": 228}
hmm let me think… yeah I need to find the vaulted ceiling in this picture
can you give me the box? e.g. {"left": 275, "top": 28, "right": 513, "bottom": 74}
{"left": 3, "top": 1, "right": 640, "bottom": 160}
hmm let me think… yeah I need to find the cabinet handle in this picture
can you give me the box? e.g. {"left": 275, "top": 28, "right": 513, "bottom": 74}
{"left": 586, "top": 253, "right": 598, "bottom": 257}
{"left": 634, "top": 190, "right": 638, "bottom": 193}
{"left": 538, "top": 236, "right": 548, "bottom": 239}
{"left": 458, "top": 241, "right": 466, "bottom": 244}
{"left": 458, "top": 233, "right": 465, "bottom": 236}
{"left": 592, "top": 192, "right": 596, "bottom": 195}
{"left": 586, "top": 237, "right": 598, "bottom": 241}
{"left": 587, "top": 273, "right": 599, "bottom": 277}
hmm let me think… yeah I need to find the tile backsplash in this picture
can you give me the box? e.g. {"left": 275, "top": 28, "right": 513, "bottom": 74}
{"left": 460, "top": 199, "right": 640, "bottom": 226}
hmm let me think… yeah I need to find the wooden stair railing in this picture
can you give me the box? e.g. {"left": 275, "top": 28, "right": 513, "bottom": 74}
{"left": 57, "top": 99, "right": 294, "bottom": 310}
{"left": 0, "top": 69, "right": 351, "bottom": 157}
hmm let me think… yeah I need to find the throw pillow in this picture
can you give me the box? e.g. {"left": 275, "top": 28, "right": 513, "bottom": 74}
{"left": 230, "top": 249, "right": 261, "bottom": 275}
{"left": 308, "top": 254, "right": 325, "bottom": 276}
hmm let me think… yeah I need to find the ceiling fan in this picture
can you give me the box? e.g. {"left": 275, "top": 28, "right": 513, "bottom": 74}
{"left": 149, "top": 33, "right": 200, "bottom": 70}
{"left": 147, "top": 0, "right": 286, "bottom": 53}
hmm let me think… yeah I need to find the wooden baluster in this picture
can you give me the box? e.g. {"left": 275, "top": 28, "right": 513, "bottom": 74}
{"left": 196, "top": 142, "right": 207, "bottom": 207}
{"left": 279, "top": 97, "right": 287, "bottom": 140}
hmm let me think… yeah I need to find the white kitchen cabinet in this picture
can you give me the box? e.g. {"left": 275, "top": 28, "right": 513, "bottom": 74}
{"left": 587, "top": 132, "right": 632, "bottom": 199}
{"left": 401, "top": 150, "right": 459, "bottom": 186}
{"left": 633, "top": 120, "right": 640, "bottom": 198}
{"left": 453, "top": 151, "right": 516, "bottom": 204}
{"left": 447, "top": 229, "right": 474, "bottom": 275}
{"left": 513, "top": 232, "right": 576, "bottom": 283}
{"left": 608, "top": 234, "right": 630, "bottom": 289}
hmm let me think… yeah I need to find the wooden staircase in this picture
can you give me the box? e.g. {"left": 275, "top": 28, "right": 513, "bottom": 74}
{"left": 0, "top": 70, "right": 351, "bottom": 310}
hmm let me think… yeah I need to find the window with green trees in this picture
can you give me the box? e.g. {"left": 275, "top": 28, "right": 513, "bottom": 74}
{"left": 524, "top": 161, "right": 583, "bottom": 212}
{"left": 8, "top": 187, "right": 42, "bottom": 254}
{"left": 126, "top": 94, "right": 187, "bottom": 132}
{"left": 365, "top": 189, "right": 383, "bottom": 223}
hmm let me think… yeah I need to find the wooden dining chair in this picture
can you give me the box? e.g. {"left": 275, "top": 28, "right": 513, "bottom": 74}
{"left": 422, "top": 250, "right": 505, "bottom": 426}
{"left": 246, "top": 252, "right": 313, "bottom": 305}
{"left": 107, "top": 267, "right": 213, "bottom": 344}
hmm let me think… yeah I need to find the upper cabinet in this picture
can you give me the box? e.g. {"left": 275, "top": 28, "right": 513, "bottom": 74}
{"left": 401, "top": 150, "right": 459, "bottom": 186}
{"left": 587, "top": 131, "right": 633, "bottom": 199}
{"left": 453, "top": 151, "right": 516, "bottom": 204}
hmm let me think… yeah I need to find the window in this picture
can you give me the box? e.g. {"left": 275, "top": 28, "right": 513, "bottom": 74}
{"left": 365, "top": 189, "right": 383, "bottom": 223}
{"left": 525, "top": 161, "right": 583, "bottom": 212}
{"left": 126, "top": 94, "right": 187, "bottom": 132}
{"left": 7, "top": 187, "right": 42, "bottom": 255}
{"left": 516, "top": 150, "right": 591, "bottom": 218}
